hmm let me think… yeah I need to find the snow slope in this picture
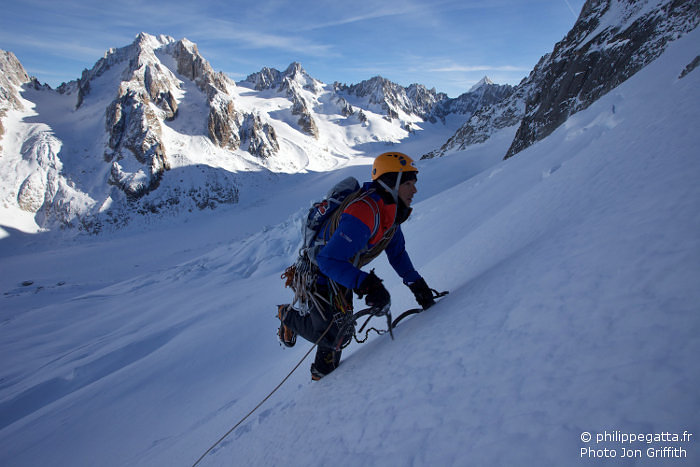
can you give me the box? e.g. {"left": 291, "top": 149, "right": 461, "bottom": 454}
{"left": 1, "top": 29, "right": 699, "bottom": 466}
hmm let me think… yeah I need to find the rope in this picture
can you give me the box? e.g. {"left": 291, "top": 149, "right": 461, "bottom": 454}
{"left": 191, "top": 320, "right": 335, "bottom": 467}
{"left": 193, "top": 289, "right": 448, "bottom": 465}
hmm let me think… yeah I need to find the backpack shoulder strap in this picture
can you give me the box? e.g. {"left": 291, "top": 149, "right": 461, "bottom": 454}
{"left": 342, "top": 190, "right": 381, "bottom": 240}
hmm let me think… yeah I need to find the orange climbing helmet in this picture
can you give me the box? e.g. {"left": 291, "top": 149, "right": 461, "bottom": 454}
{"left": 371, "top": 152, "right": 418, "bottom": 181}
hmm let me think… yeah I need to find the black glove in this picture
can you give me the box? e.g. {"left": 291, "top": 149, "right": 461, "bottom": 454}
{"left": 357, "top": 270, "right": 391, "bottom": 310}
{"left": 408, "top": 278, "right": 435, "bottom": 310}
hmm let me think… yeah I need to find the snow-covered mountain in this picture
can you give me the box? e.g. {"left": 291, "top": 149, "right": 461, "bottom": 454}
{"left": 424, "top": 0, "right": 700, "bottom": 160}
{"left": 0, "top": 35, "right": 511, "bottom": 234}
{"left": 244, "top": 62, "right": 326, "bottom": 139}
{"left": 0, "top": 21, "right": 698, "bottom": 467}
{"left": 334, "top": 75, "right": 512, "bottom": 127}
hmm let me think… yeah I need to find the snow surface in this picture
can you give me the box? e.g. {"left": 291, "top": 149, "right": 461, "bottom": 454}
{"left": 1, "top": 29, "right": 700, "bottom": 466}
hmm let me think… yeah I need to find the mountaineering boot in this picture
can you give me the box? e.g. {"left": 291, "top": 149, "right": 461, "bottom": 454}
{"left": 310, "top": 364, "right": 325, "bottom": 381}
{"left": 311, "top": 347, "right": 340, "bottom": 381}
{"left": 277, "top": 304, "right": 297, "bottom": 348}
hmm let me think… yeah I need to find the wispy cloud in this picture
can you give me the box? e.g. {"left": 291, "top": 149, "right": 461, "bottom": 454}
{"left": 195, "top": 21, "right": 337, "bottom": 57}
{"left": 0, "top": 32, "right": 116, "bottom": 62}
{"left": 2, "top": 2, "right": 338, "bottom": 60}
{"left": 298, "top": 6, "right": 414, "bottom": 31}
{"left": 296, "top": 0, "right": 462, "bottom": 31}
{"left": 429, "top": 64, "right": 531, "bottom": 73}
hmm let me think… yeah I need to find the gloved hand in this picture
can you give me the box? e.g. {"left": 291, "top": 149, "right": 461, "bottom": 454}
{"left": 357, "top": 270, "right": 391, "bottom": 311}
{"left": 408, "top": 278, "right": 435, "bottom": 310}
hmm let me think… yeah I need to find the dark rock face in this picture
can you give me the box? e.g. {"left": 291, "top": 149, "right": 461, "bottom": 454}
{"left": 105, "top": 89, "right": 169, "bottom": 199}
{"left": 679, "top": 54, "right": 700, "bottom": 78}
{"left": 421, "top": 85, "right": 526, "bottom": 159}
{"left": 245, "top": 67, "right": 282, "bottom": 91}
{"left": 144, "top": 64, "right": 178, "bottom": 120}
{"left": 291, "top": 95, "right": 319, "bottom": 139}
{"left": 207, "top": 98, "right": 241, "bottom": 150}
{"left": 240, "top": 114, "right": 279, "bottom": 158}
{"left": 425, "top": 0, "right": 699, "bottom": 161}
{"left": 506, "top": 0, "right": 699, "bottom": 159}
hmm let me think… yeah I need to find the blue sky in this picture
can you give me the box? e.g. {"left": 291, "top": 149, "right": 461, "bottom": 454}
{"left": 1, "top": 0, "right": 585, "bottom": 97}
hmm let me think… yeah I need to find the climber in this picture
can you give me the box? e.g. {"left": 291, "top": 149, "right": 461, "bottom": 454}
{"left": 278, "top": 152, "right": 437, "bottom": 380}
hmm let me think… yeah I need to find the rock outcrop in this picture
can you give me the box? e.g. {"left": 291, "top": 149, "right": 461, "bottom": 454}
{"left": 424, "top": 0, "right": 700, "bottom": 161}
{"left": 0, "top": 50, "right": 30, "bottom": 149}
{"left": 505, "top": 0, "right": 699, "bottom": 159}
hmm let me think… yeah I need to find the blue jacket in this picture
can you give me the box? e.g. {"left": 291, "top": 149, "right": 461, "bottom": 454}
{"left": 316, "top": 182, "right": 421, "bottom": 290}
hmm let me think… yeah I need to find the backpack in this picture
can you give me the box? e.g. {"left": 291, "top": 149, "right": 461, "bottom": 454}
{"left": 281, "top": 177, "right": 361, "bottom": 312}
{"left": 302, "top": 176, "right": 361, "bottom": 267}
{"left": 281, "top": 176, "right": 395, "bottom": 313}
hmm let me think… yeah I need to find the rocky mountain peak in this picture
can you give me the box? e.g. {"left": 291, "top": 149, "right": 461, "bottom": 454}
{"left": 99, "top": 33, "right": 276, "bottom": 203}
{"left": 279, "top": 62, "right": 323, "bottom": 95}
{"left": 283, "top": 61, "right": 305, "bottom": 79}
{"left": 244, "top": 62, "right": 322, "bottom": 137}
{"left": 344, "top": 76, "right": 400, "bottom": 102}
{"left": 244, "top": 67, "right": 281, "bottom": 91}
{"left": 245, "top": 61, "right": 319, "bottom": 93}
{"left": 134, "top": 32, "right": 175, "bottom": 49}
{"left": 337, "top": 76, "right": 425, "bottom": 120}
{"left": 468, "top": 76, "right": 494, "bottom": 92}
